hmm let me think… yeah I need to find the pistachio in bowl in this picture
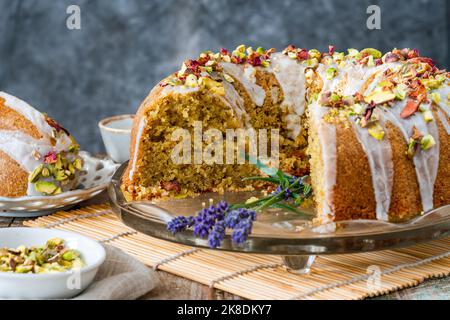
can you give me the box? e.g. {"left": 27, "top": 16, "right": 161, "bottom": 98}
{"left": 0, "top": 228, "right": 105, "bottom": 299}
{"left": 0, "top": 238, "right": 85, "bottom": 274}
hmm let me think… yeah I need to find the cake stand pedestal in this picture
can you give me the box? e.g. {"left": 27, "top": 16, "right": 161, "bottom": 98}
{"left": 282, "top": 255, "right": 316, "bottom": 274}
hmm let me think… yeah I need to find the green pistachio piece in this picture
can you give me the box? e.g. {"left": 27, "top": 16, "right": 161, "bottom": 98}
{"left": 15, "top": 265, "right": 33, "bottom": 273}
{"left": 308, "top": 49, "right": 321, "bottom": 60}
{"left": 29, "top": 164, "right": 44, "bottom": 183}
{"left": 407, "top": 139, "right": 417, "bottom": 159}
{"left": 185, "top": 74, "right": 198, "bottom": 88}
{"left": 260, "top": 60, "right": 270, "bottom": 68}
{"left": 421, "top": 134, "right": 436, "bottom": 150}
{"left": 68, "top": 143, "right": 79, "bottom": 153}
{"left": 73, "top": 158, "right": 83, "bottom": 170}
{"left": 54, "top": 169, "right": 68, "bottom": 181}
{"left": 361, "top": 48, "right": 382, "bottom": 59}
{"left": 430, "top": 92, "right": 441, "bottom": 104}
{"left": 368, "top": 123, "right": 385, "bottom": 141}
{"left": 423, "top": 110, "right": 434, "bottom": 122}
{"left": 41, "top": 167, "right": 50, "bottom": 177}
{"left": 203, "top": 66, "right": 213, "bottom": 74}
{"left": 420, "top": 78, "right": 444, "bottom": 91}
{"left": 330, "top": 93, "right": 341, "bottom": 103}
{"left": 46, "top": 238, "right": 64, "bottom": 248}
{"left": 35, "top": 181, "right": 58, "bottom": 195}
{"left": 62, "top": 250, "right": 78, "bottom": 261}
{"left": 256, "top": 47, "right": 265, "bottom": 55}
{"left": 394, "top": 84, "right": 408, "bottom": 100}
{"left": 347, "top": 48, "right": 360, "bottom": 58}
{"left": 326, "top": 67, "right": 337, "bottom": 80}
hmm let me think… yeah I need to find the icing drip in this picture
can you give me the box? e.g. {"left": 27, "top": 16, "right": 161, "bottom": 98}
{"left": 221, "top": 80, "right": 251, "bottom": 127}
{"left": 383, "top": 101, "right": 440, "bottom": 212}
{"left": 270, "top": 53, "right": 307, "bottom": 138}
{"left": 350, "top": 115, "right": 393, "bottom": 221}
{"left": 437, "top": 110, "right": 450, "bottom": 134}
{"left": 221, "top": 62, "right": 266, "bottom": 107}
{"left": 129, "top": 117, "right": 146, "bottom": 180}
{"left": 309, "top": 101, "right": 336, "bottom": 221}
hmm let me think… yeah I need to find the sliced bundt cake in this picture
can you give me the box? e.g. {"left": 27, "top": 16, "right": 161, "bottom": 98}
{"left": 0, "top": 92, "right": 82, "bottom": 197}
{"left": 122, "top": 45, "right": 450, "bottom": 223}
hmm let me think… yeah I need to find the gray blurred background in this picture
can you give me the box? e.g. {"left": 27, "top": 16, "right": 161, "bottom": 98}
{"left": 0, "top": 0, "right": 448, "bottom": 153}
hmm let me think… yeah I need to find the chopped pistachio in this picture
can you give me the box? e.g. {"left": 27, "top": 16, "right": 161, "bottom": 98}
{"left": 287, "top": 51, "right": 297, "bottom": 59}
{"left": 361, "top": 48, "right": 382, "bottom": 59}
{"left": 367, "top": 55, "right": 375, "bottom": 67}
{"left": 368, "top": 123, "right": 385, "bottom": 141}
{"left": 347, "top": 48, "right": 360, "bottom": 58}
{"left": 73, "top": 158, "right": 83, "bottom": 170}
{"left": 423, "top": 110, "right": 434, "bottom": 122}
{"left": 330, "top": 93, "right": 341, "bottom": 103}
{"left": 421, "top": 134, "right": 436, "bottom": 150}
{"left": 407, "top": 139, "right": 417, "bottom": 159}
{"left": 28, "top": 164, "right": 44, "bottom": 183}
{"left": 185, "top": 74, "right": 198, "bottom": 88}
{"left": 364, "top": 90, "right": 396, "bottom": 104}
{"left": 260, "top": 60, "right": 270, "bottom": 68}
{"left": 308, "top": 49, "right": 321, "bottom": 60}
{"left": 0, "top": 238, "right": 84, "bottom": 274}
{"left": 420, "top": 78, "right": 444, "bottom": 91}
{"left": 430, "top": 92, "right": 441, "bottom": 105}
{"left": 35, "top": 181, "right": 58, "bottom": 195}
{"left": 325, "top": 67, "right": 338, "bottom": 80}
{"left": 394, "top": 84, "right": 408, "bottom": 100}
{"left": 41, "top": 167, "right": 50, "bottom": 177}
{"left": 256, "top": 47, "right": 265, "bottom": 55}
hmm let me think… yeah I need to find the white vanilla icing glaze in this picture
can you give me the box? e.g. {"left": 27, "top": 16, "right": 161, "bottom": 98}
{"left": 129, "top": 117, "right": 146, "bottom": 180}
{"left": 383, "top": 101, "right": 440, "bottom": 212}
{"left": 221, "top": 80, "right": 251, "bottom": 127}
{"left": 309, "top": 100, "right": 336, "bottom": 221}
{"left": 221, "top": 62, "right": 266, "bottom": 107}
{"left": 269, "top": 53, "right": 307, "bottom": 138}
{"left": 350, "top": 114, "right": 393, "bottom": 221}
{"left": 315, "top": 61, "right": 403, "bottom": 220}
{"left": 0, "top": 92, "right": 76, "bottom": 195}
{"left": 437, "top": 109, "right": 450, "bottom": 134}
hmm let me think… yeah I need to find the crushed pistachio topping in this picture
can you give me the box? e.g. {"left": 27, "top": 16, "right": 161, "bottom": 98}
{"left": 161, "top": 45, "right": 275, "bottom": 89}
{"left": 28, "top": 146, "right": 82, "bottom": 196}
{"left": 406, "top": 126, "right": 436, "bottom": 158}
{"left": 0, "top": 238, "right": 84, "bottom": 274}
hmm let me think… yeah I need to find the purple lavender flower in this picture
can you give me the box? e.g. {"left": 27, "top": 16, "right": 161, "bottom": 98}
{"left": 231, "top": 218, "right": 253, "bottom": 245}
{"left": 167, "top": 201, "right": 257, "bottom": 248}
{"left": 167, "top": 216, "right": 194, "bottom": 234}
{"left": 208, "top": 221, "right": 226, "bottom": 248}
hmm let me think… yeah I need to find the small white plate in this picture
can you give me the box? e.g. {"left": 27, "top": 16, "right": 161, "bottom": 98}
{"left": 0, "top": 151, "right": 119, "bottom": 218}
{"left": 0, "top": 227, "right": 106, "bottom": 299}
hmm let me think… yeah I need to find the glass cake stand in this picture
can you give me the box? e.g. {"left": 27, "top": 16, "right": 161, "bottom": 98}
{"left": 108, "top": 162, "right": 450, "bottom": 273}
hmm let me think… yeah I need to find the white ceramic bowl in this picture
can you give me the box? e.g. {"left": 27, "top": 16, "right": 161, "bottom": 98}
{"left": 98, "top": 114, "right": 134, "bottom": 163}
{"left": 0, "top": 228, "right": 106, "bottom": 299}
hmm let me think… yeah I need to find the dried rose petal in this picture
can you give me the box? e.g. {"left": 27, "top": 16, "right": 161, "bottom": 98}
{"left": 297, "top": 49, "right": 309, "bottom": 60}
{"left": 328, "top": 45, "right": 335, "bottom": 56}
{"left": 220, "top": 48, "right": 230, "bottom": 56}
{"left": 44, "top": 151, "right": 57, "bottom": 164}
{"left": 400, "top": 99, "right": 420, "bottom": 118}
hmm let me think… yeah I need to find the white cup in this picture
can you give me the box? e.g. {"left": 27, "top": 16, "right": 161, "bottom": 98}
{"left": 98, "top": 114, "right": 134, "bottom": 163}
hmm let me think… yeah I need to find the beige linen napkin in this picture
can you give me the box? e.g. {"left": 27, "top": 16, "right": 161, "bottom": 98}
{"left": 74, "top": 245, "right": 158, "bottom": 300}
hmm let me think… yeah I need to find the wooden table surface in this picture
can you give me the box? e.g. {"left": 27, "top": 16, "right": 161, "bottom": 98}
{"left": 1, "top": 191, "right": 449, "bottom": 300}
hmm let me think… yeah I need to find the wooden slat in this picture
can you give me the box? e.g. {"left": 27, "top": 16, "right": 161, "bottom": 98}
{"left": 24, "top": 204, "right": 450, "bottom": 300}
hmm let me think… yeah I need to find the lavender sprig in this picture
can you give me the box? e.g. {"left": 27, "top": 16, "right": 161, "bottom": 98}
{"left": 166, "top": 162, "right": 312, "bottom": 248}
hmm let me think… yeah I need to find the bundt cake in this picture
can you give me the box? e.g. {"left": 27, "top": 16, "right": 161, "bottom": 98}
{"left": 121, "top": 45, "right": 450, "bottom": 223}
{"left": 0, "top": 92, "right": 82, "bottom": 197}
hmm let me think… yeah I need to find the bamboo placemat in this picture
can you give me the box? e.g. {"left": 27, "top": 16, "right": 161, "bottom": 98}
{"left": 24, "top": 204, "right": 450, "bottom": 300}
